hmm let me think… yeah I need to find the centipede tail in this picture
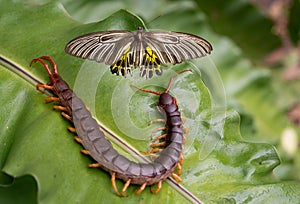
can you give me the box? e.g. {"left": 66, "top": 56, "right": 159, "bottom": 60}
{"left": 32, "top": 56, "right": 189, "bottom": 196}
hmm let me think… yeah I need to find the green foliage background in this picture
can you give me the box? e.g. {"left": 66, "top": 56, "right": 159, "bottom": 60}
{"left": 0, "top": 0, "right": 299, "bottom": 203}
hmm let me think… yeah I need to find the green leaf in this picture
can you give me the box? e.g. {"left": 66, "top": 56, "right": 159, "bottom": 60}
{"left": 1, "top": 1, "right": 300, "bottom": 204}
{"left": 194, "top": 0, "right": 282, "bottom": 61}
{"left": 0, "top": 174, "right": 37, "bottom": 204}
{"left": 288, "top": 0, "right": 300, "bottom": 45}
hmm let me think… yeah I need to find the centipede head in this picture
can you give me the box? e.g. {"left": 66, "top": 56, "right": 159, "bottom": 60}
{"left": 158, "top": 92, "right": 174, "bottom": 107}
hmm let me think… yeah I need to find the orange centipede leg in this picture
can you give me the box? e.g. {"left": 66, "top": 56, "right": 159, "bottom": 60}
{"left": 150, "top": 148, "right": 162, "bottom": 154}
{"left": 176, "top": 163, "right": 182, "bottom": 175}
{"left": 182, "top": 134, "right": 187, "bottom": 144}
{"left": 111, "top": 173, "right": 121, "bottom": 196}
{"left": 179, "top": 154, "right": 184, "bottom": 165}
{"left": 149, "top": 141, "right": 166, "bottom": 148}
{"left": 151, "top": 126, "right": 166, "bottom": 134}
{"left": 61, "top": 112, "right": 72, "bottom": 121}
{"left": 183, "top": 127, "right": 189, "bottom": 134}
{"left": 121, "top": 179, "right": 131, "bottom": 197}
{"left": 171, "top": 173, "right": 182, "bottom": 183}
{"left": 141, "top": 149, "right": 160, "bottom": 158}
{"left": 53, "top": 105, "right": 67, "bottom": 111}
{"left": 88, "top": 163, "right": 101, "bottom": 168}
{"left": 80, "top": 149, "right": 90, "bottom": 155}
{"left": 45, "top": 97, "right": 60, "bottom": 103}
{"left": 145, "top": 153, "right": 159, "bottom": 158}
{"left": 152, "top": 134, "right": 167, "bottom": 143}
{"left": 135, "top": 183, "right": 147, "bottom": 194}
{"left": 149, "top": 118, "right": 165, "bottom": 125}
{"left": 74, "top": 136, "right": 82, "bottom": 144}
{"left": 68, "top": 126, "right": 76, "bottom": 133}
{"left": 36, "top": 84, "right": 53, "bottom": 92}
{"left": 150, "top": 181, "right": 162, "bottom": 194}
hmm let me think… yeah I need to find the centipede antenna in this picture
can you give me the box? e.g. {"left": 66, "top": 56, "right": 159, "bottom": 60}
{"left": 131, "top": 85, "right": 162, "bottom": 95}
{"left": 165, "top": 69, "right": 192, "bottom": 93}
{"left": 39, "top": 56, "right": 58, "bottom": 73}
{"left": 30, "top": 56, "right": 59, "bottom": 74}
{"left": 131, "top": 70, "right": 192, "bottom": 96}
{"left": 30, "top": 58, "right": 53, "bottom": 76}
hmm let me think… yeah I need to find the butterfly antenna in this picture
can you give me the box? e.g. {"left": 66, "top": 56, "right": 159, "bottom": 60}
{"left": 145, "top": 15, "right": 162, "bottom": 27}
{"left": 165, "top": 70, "right": 192, "bottom": 93}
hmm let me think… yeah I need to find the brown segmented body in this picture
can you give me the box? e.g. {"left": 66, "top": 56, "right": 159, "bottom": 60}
{"left": 31, "top": 56, "right": 187, "bottom": 196}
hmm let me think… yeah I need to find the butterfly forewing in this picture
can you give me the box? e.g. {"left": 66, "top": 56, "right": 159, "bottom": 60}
{"left": 65, "top": 31, "right": 134, "bottom": 65}
{"left": 144, "top": 31, "right": 212, "bottom": 64}
{"left": 65, "top": 27, "right": 212, "bottom": 78}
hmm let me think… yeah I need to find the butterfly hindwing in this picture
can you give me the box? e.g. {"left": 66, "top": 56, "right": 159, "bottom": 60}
{"left": 110, "top": 46, "right": 133, "bottom": 76}
{"left": 139, "top": 46, "right": 162, "bottom": 78}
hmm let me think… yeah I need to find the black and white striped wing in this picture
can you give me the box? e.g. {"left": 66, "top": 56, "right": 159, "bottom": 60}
{"left": 143, "top": 31, "right": 213, "bottom": 65}
{"left": 65, "top": 28, "right": 213, "bottom": 78}
{"left": 65, "top": 30, "right": 134, "bottom": 67}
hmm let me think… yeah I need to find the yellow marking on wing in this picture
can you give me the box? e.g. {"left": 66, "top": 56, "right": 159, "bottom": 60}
{"left": 145, "top": 46, "right": 160, "bottom": 65}
{"left": 110, "top": 46, "right": 132, "bottom": 77}
{"left": 140, "top": 46, "right": 162, "bottom": 78}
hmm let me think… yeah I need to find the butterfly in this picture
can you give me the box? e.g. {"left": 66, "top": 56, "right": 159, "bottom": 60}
{"left": 65, "top": 27, "right": 213, "bottom": 78}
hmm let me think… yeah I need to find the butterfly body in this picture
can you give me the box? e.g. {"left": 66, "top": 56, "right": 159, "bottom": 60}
{"left": 65, "top": 27, "right": 212, "bottom": 78}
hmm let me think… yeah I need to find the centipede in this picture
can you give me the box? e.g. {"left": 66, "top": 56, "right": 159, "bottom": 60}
{"left": 31, "top": 56, "right": 189, "bottom": 197}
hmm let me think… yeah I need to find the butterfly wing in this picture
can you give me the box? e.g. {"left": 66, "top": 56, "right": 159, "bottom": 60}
{"left": 65, "top": 28, "right": 213, "bottom": 78}
{"left": 65, "top": 30, "right": 135, "bottom": 75}
{"left": 143, "top": 31, "right": 213, "bottom": 65}
{"left": 135, "top": 41, "right": 163, "bottom": 78}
